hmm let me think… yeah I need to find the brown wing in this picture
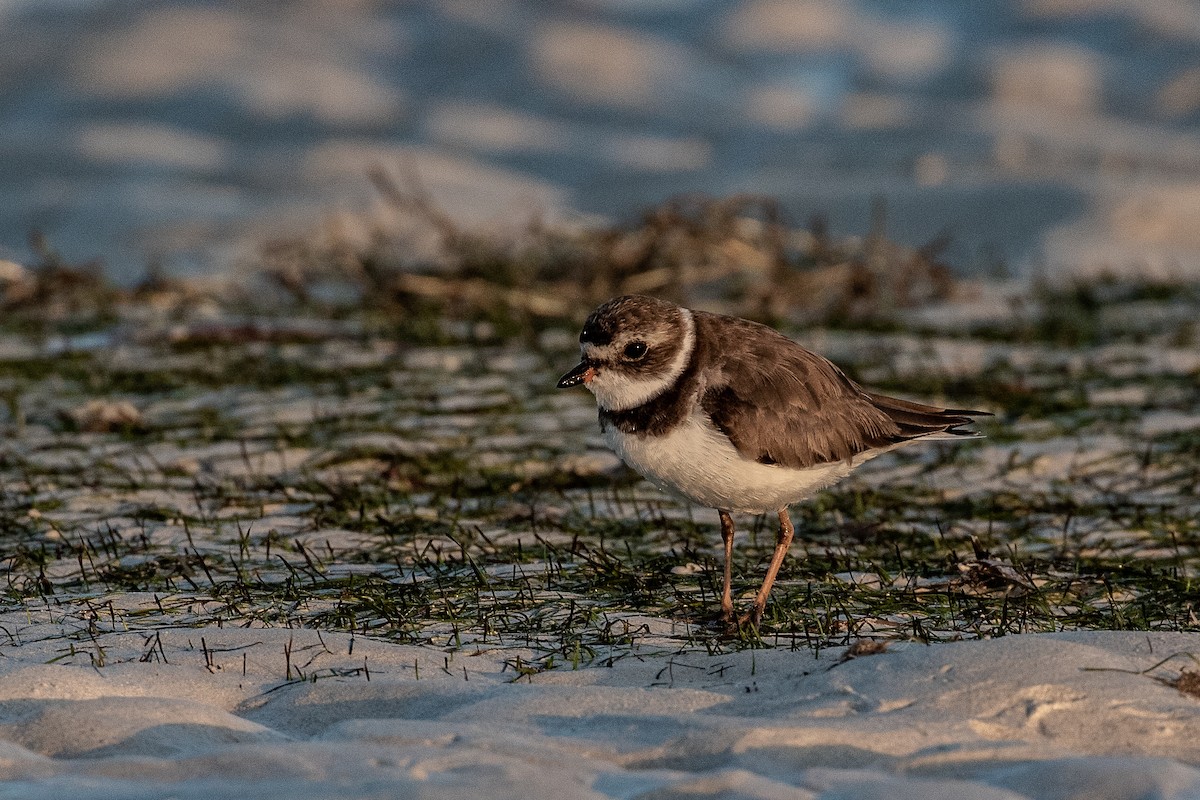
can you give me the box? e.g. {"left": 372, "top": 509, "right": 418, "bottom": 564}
{"left": 695, "top": 313, "right": 988, "bottom": 469}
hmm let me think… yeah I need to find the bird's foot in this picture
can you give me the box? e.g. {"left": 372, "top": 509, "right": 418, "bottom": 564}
{"left": 718, "top": 605, "right": 765, "bottom": 638}
{"left": 719, "top": 598, "right": 737, "bottom": 633}
{"left": 734, "top": 599, "right": 763, "bottom": 633}
{"left": 736, "top": 605, "right": 764, "bottom": 631}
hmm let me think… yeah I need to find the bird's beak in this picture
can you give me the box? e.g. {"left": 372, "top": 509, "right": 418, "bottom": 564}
{"left": 557, "top": 361, "right": 596, "bottom": 388}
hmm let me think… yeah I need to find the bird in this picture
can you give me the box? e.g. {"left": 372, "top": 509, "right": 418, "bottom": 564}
{"left": 557, "top": 294, "right": 990, "bottom": 631}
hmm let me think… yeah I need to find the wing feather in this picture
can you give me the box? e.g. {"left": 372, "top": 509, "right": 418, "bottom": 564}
{"left": 694, "top": 313, "right": 989, "bottom": 469}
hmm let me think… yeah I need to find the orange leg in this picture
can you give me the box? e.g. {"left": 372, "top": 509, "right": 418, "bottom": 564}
{"left": 743, "top": 508, "right": 795, "bottom": 628}
{"left": 718, "top": 510, "right": 735, "bottom": 626}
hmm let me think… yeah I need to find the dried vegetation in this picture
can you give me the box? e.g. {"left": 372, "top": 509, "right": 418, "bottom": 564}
{"left": 255, "top": 171, "right": 958, "bottom": 330}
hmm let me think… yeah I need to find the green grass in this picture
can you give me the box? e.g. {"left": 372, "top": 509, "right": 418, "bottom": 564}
{"left": 1, "top": 280, "right": 1198, "bottom": 667}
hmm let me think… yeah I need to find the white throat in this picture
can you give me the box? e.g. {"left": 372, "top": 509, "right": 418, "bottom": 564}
{"left": 588, "top": 309, "right": 695, "bottom": 411}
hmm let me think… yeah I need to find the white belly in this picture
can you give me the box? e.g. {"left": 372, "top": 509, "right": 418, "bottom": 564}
{"left": 603, "top": 411, "right": 866, "bottom": 514}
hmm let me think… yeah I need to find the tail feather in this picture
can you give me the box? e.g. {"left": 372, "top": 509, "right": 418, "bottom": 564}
{"left": 866, "top": 392, "right": 992, "bottom": 441}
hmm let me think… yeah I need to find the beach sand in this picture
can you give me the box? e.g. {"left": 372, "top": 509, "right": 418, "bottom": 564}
{"left": 1, "top": 625, "right": 1198, "bottom": 798}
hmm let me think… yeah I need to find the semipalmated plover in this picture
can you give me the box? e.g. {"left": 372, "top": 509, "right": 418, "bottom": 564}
{"left": 558, "top": 295, "right": 990, "bottom": 630}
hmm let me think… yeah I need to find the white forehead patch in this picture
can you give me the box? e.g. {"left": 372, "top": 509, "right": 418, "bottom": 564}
{"left": 586, "top": 309, "right": 695, "bottom": 411}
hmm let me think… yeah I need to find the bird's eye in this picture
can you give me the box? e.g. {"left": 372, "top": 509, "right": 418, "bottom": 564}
{"left": 623, "top": 341, "right": 648, "bottom": 360}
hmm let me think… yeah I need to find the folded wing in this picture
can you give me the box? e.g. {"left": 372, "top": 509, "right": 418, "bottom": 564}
{"left": 697, "top": 318, "right": 989, "bottom": 469}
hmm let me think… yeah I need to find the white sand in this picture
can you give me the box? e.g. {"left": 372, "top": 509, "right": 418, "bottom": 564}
{"left": 1, "top": 625, "right": 1198, "bottom": 798}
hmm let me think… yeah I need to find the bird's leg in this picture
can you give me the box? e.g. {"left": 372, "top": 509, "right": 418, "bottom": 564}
{"left": 743, "top": 508, "right": 795, "bottom": 628}
{"left": 718, "top": 510, "right": 735, "bottom": 627}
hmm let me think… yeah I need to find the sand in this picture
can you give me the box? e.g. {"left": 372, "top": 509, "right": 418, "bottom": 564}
{"left": 0, "top": 302, "right": 1197, "bottom": 798}
{"left": 0, "top": 624, "right": 1197, "bottom": 798}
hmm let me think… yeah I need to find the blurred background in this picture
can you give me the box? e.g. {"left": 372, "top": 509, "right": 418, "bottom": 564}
{"left": 3, "top": 0, "right": 1200, "bottom": 286}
